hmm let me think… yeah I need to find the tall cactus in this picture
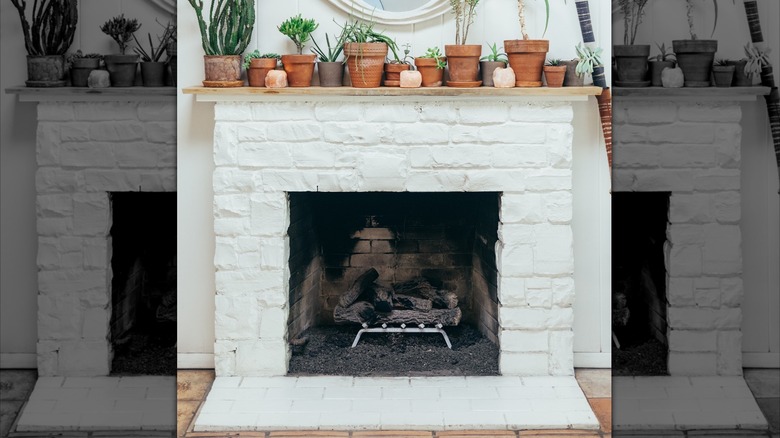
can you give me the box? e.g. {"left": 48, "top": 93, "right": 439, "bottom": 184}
{"left": 188, "top": 0, "right": 255, "bottom": 56}
{"left": 9, "top": 0, "right": 78, "bottom": 56}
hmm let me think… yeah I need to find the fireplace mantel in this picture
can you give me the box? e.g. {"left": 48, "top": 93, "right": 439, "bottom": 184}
{"left": 6, "top": 86, "right": 176, "bottom": 102}
{"left": 613, "top": 86, "right": 770, "bottom": 101}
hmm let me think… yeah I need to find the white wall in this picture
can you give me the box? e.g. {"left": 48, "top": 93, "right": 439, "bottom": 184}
{"left": 0, "top": 0, "right": 176, "bottom": 368}
{"left": 613, "top": 0, "right": 780, "bottom": 366}
{"left": 176, "top": 0, "right": 613, "bottom": 368}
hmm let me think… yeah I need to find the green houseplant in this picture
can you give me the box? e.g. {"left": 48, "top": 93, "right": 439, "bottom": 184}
{"left": 342, "top": 19, "right": 394, "bottom": 88}
{"left": 312, "top": 31, "right": 346, "bottom": 87}
{"left": 445, "top": 0, "right": 482, "bottom": 87}
{"left": 133, "top": 24, "right": 175, "bottom": 87}
{"left": 384, "top": 43, "right": 413, "bottom": 87}
{"left": 67, "top": 51, "right": 102, "bottom": 87}
{"left": 543, "top": 58, "right": 566, "bottom": 87}
{"left": 480, "top": 42, "right": 507, "bottom": 87}
{"left": 613, "top": 0, "right": 651, "bottom": 87}
{"left": 187, "top": 0, "right": 255, "bottom": 87}
{"left": 673, "top": 0, "right": 719, "bottom": 87}
{"left": 505, "top": 0, "right": 551, "bottom": 87}
{"left": 712, "top": 58, "right": 735, "bottom": 87}
{"left": 278, "top": 14, "right": 318, "bottom": 87}
{"left": 244, "top": 51, "right": 280, "bottom": 87}
{"left": 9, "top": 0, "right": 77, "bottom": 87}
{"left": 415, "top": 47, "right": 447, "bottom": 87}
{"left": 100, "top": 14, "right": 142, "bottom": 87}
{"left": 648, "top": 42, "right": 675, "bottom": 87}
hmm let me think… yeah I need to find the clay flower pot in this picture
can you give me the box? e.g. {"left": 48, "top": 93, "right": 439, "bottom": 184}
{"left": 712, "top": 65, "right": 735, "bottom": 87}
{"left": 480, "top": 61, "right": 506, "bottom": 87}
{"left": 202, "top": 55, "right": 243, "bottom": 87}
{"left": 504, "top": 39, "right": 549, "bottom": 87}
{"left": 561, "top": 59, "right": 584, "bottom": 86}
{"left": 344, "top": 42, "right": 388, "bottom": 88}
{"left": 318, "top": 62, "right": 344, "bottom": 87}
{"left": 649, "top": 60, "right": 675, "bottom": 87}
{"left": 726, "top": 59, "right": 752, "bottom": 86}
{"left": 543, "top": 65, "right": 567, "bottom": 88}
{"left": 281, "top": 54, "right": 316, "bottom": 87}
{"left": 26, "top": 55, "right": 67, "bottom": 87}
{"left": 140, "top": 61, "right": 165, "bottom": 87}
{"left": 414, "top": 57, "right": 446, "bottom": 87}
{"left": 384, "top": 63, "right": 411, "bottom": 87}
{"left": 444, "top": 44, "right": 482, "bottom": 87}
{"left": 247, "top": 58, "right": 278, "bottom": 87}
{"left": 70, "top": 58, "right": 100, "bottom": 87}
{"left": 104, "top": 54, "right": 140, "bottom": 87}
{"left": 613, "top": 44, "right": 651, "bottom": 87}
{"left": 672, "top": 40, "right": 717, "bottom": 87}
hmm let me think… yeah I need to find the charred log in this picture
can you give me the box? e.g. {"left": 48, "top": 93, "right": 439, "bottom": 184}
{"left": 338, "top": 268, "right": 379, "bottom": 308}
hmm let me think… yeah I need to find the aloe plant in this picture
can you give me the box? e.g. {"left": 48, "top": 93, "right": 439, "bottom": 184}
{"left": 480, "top": 43, "right": 508, "bottom": 62}
{"left": 649, "top": 42, "right": 675, "bottom": 62}
{"left": 9, "top": 0, "right": 78, "bottom": 56}
{"left": 187, "top": 0, "right": 255, "bottom": 56}
{"left": 133, "top": 23, "right": 175, "bottom": 62}
{"left": 311, "top": 31, "right": 346, "bottom": 62}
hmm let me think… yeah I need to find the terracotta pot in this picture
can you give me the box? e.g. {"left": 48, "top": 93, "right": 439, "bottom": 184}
{"left": 281, "top": 54, "right": 316, "bottom": 87}
{"left": 317, "top": 62, "right": 344, "bottom": 87}
{"left": 247, "top": 58, "right": 278, "bottom": 87}
{"left": 543, "top": 65, "right": 567, "bottom": 88}
{"left": 104, "top": 54, "right": 139, "bottom": 87}
{"left": 344, "top": 42, "right": 387, "bottom": 88}
{"left": 140, "top": 62, "right": 165, "bottom": 87}
{"left": 504, "top": 39, "right": 548, "bottom": 87}
{"left": 444, "top": 44, "right": 482, "bottom": 86}
{"left": 26, "top": 55, "right": 66, "bottom": 87}
{"left": 649, "top": 60, "right": 675, "bottom": 87}
{"left": 480, "top": 61, "right": 506, "bottom": 87}
{"left": 712, "top": 65, "right": 735, "bottom": 87}
{"left": 561, "top": 60, "right": 584, "bottom": 86}
{"left": 70, "top": 58, "right": 100, "bottom": 87}
{"left": 613, "top": 45, "right": 651, "bottom": 86}
{"left": 384, "top": 63, "right": 411, "bottom": 87}
{"left": 414, "top": 57, "right": 446, "bottom": 87}
{"left": 203, "top": 55, "right": 242, "bottom": 87}
{"left": 726, "top": 59, "right": 752, "bottom": 86}
{"left": 672, "top": 40, "right": 717, "bottom": 87}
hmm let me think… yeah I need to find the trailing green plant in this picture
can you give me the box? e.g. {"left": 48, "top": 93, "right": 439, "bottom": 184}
{"left": 420, "top": 47, "right": 447, "bottom": 70}
{"left": 449, "top": 0, "right": 480, "bottom": 45}
{"left": 187, "top": 0, "right": 255, "bottom": 56}
{"left": 480, "top": 42, "right": 508, "bottom": 62}
{"left": 617, "top": 0, "right": 649, "bottom": 45}
{"left": 243, "top": 51, "right": 280, "bottom": 69}
{"left": 100, "top": 14, "right": 141, "bottom": 55}
{"left": 649, "top": 42, "right": 675, "bottom": 62}
{"left": 545, "top": 58, "right": 562, "bottom": 66}
{"left": 575, "top": 42, "right": 602, "bottom": 77}
{"left": 311, "top": 31, "right": 346, "bottom": 63}
{"left": 9, "top": 0, "right": 78, "bottom": 56}
{"left": 388, "top": 43, "right": 413, "bottom": 65}
{"left": 278, "top": 14, "right": 318, "bottom": 55}
{"left": 516, "top": 0, "right": 551, "bottom": 40}
{"left": 133, "top": 23, "right": 176, "bottom": 62}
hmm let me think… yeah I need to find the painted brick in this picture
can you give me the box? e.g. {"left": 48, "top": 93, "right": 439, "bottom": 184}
{"left": 252, "top": 102, "right": 315, "bottom": 121}
{"left": 392, "top": 123, "right": 449, "bottom": 144}
{"left": 501, "top": 330, "right": 548, "bottom": 352}
{"left": 458, "top": 105, "right": 508, "bottom": 124}
{"left": 138, "top": 101, "right": 176, "bottom": 121}
{"left": 479, "top": 124, "right": 545, "bottom": 144}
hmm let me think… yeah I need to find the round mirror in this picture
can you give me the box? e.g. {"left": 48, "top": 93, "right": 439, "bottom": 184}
{"left": 327, "top": 0, "right": 451, "bottom": 25}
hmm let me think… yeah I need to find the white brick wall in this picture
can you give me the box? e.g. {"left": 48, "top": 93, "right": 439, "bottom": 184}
{"left": 212, "top": 100, "right": 578, "bottom": 377}
{"left": 613, "top": 98, "right": 743, "bottom": 376}
{"left": 35, "top": 99, "right": 176, "bottom": 376}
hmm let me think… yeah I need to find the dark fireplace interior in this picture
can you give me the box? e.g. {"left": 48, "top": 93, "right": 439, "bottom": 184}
{"left": 612, "top": 192, "right": 670, "bottom": 376}
{"left": 109, "top": 192, "right": 176, "bottom": 375}
{"left": 286, "top": 192, "right": 501, "bottom": 376}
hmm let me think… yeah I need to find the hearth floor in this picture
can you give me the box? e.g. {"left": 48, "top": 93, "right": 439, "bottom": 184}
{"left": 612, "top": 376, "right": 769, "bottom": 432}
{"left": 12, "top": 376, "right": 175, "bottom": 433}
{"left": 191, "top": 376, "right": 599, "bottom": 432}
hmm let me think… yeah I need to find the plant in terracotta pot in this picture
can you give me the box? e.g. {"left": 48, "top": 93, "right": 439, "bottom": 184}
{"left": 614, "top": 0, "right": 651, "bottom": 87}
{"left": 342, "top": 19, "right": 392, "bottom": 88}
{"left": 312, "top": 31, "right": 346, "bottom": 87}
{"left": 712, "top": 58, "right": 735, "bottom": 87}
{"left": 133, "top": 24, "right": 175, "bottom": 87}
{"left": 725, "top": 57, "right": 750, "bottom": 87}
{"left": 415, "top": 47, "right": 447, "bottom": 87}
{"left": 100, "top": 15, "right": 142, "bottom": 87}
{"left": 187, "top": 0, "right": 254, "bottom": 87}
{"left": 67, "top": 51, "right": 102, "bottom": 87}
{"left": 244, "top": 52, "right": 280, "bottom": 87}
{"left": 445, "top": 0, "right": 482, "bottom": 87}
{"left": 9, "top": 0, "right": 77, "bottom": 87}
{"left": 278, "top": 15, "right": 319, "bottom": 87}
{"left": 648, "top": 42, "right": 676, "bottom": 87}
{"left": 480, "top": 43, "right": 507, "bottom": 87}
{"left": 505, "top": 0, "right": 551, "bottom": 87}
{"left": 384, "top": 43, "right": 413, "bottom": 87}
{"left": 673, "top": 0, "right": 718, "bottom": 87}
{"left": 543, "top": 58, "right": 566, "bottom": 88}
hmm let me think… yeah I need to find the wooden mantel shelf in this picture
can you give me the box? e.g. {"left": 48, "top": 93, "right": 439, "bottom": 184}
{"left": 183, "top": 85, "right": 603, "bottom": 102}
{"left": 6, "top": 86, "right": 176, "bottom": 102}
{"left": 613, "top": 86, "right": 771, "bottom": 101}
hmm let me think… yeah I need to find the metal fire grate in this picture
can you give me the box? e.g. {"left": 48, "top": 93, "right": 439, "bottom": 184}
{"left": 351, "top": 323, "right": 452, "bottom": 349}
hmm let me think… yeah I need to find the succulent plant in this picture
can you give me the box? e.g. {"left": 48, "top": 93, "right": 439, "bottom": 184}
{"left": 187, "top": 0, "right": 255, "bottom": 56}
{"left": 100, "top": 14, "right": 142, "bottom": 55}
{"left": 9, "top": 0, "right": 78, "bottom": 56}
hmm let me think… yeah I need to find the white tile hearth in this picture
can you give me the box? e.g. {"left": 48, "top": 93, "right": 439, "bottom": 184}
{"left": 192, "top": 376, "right": 599, "bottom": 431}
{"left": 14, "top": 376, "right": 175, "bottom": 432}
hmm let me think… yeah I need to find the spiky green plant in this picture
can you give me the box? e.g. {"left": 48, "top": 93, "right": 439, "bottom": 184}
{"left": 100, "top": 15, "right": 141, "bottom": 55}
{"left": 187, "top": 0, "right": 255, "bottom": 56}
{"left": 545, "top": 58, "right": 562, "bottom": 66}
{"left": 9, "top": 0, "right": 78, "bottom": 56}
{"left": 420, "top": 47, "right": 447, "bottom": 70}
{"left": 649, "top": 42, "right": 675, "bottom": 62}
{"left": 133, "top": 22, "right": 176, "bottom": 62}
{"left": 243, "top": 51, "right": 280, "bottom": 69}
{"left": 480, "top": 42, "right": 508, "bottom": 62}
{"left": 278, "top": 14, "right": 318, "bottom": 55}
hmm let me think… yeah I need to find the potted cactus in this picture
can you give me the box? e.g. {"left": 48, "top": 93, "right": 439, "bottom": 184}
{"left": 543, "top": 58, "right": 566, "bottom": 87}
{"left": 100, "top": 15, "right": 142, "bottom": 87}
{"left": 133, "top": 23, "right": 175, "bottom": 87}
{"left": 445, "top": 0, "right": 482, "bottom": 87}
{"left": 673, "top": 0, "right": 718, "bottom": 87}
{"left": 67, "top": 51, "right": 102, "bottom": 87}
{"left": 384, "top": 43, "right": 413, "bottom": 87}
{"left": 505, "top": 0, "right": 551, "bottom": 87}
{"left": 712, "top": 59, "right": 735, "bottom": 87}
{"left": 312, "top": 31, "right": 346, "bottom": 87}
{"left": 613, "top": 0, "right": 651, "bottom": 87}
{"left": 187, "top": 0, "right": 255, "bottom": 87}
{"left": 244, "top": 52, "right": 280, "bottom": 87}
{"left": 9, "top": 0, "right": 77, "bottom": 87}
{"left": 415, "top": 47, "right": 447, "bottom": 87}
{"left": 278, "top": 15, "right": 318, "bottom": 87}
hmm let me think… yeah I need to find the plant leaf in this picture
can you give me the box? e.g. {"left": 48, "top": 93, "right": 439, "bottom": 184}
{"left": 711, "top": 0, "right": 717, "bottom": 38}
{"left": 542, "top": 0, "right": 550, "bottom": 38}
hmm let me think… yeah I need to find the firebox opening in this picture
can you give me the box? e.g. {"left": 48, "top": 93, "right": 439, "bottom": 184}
{"left": 612, "top": 192, "right": 671, "bottom": 376}
{"left": 109, "top": 192, "right": 176, "bottom": 376}
{"left": 286, "top": 192, "right": 501, "bottom": 376}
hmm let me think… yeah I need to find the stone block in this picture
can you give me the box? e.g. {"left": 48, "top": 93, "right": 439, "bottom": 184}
{"left": 82, "top": 170, "right": 141, "bottom": 192}
{"left": 37, "top": 194, "right": 73, "bottom": 218}
{"left": 544, "top": 191, "right": 573, "bottom": 224}
{"left": 359, "top": 151, "right": 408, "bottom": 179}
{"left": 72, "top": 193, "right": 110, "bottom": 236}
{"left": 499, "top": 276, "right": 525, "bottom": 306}
{"left": 669, "top": 330, "right": 717, "bottom": 352}
{"left": 37, "top": 217, "right": 71, "bottom": 236}
{"left": 146, "top": 122, "right": 176, "bottom": 143}
{"left": 215, "top": 295, "right": 260, "bottom": 340}
{"left": 497, "top": 243, "right": 534, "bottom": 277}
{"left": 405, "top": 171, "right": 467, "bottom": 191}
{"left": 214, "top": 217, "right": 250, "bottom": 237}
{"left": 259, "top": 238, "right": 287, "bottom": 269}
{"left": 720, "top": 277, "right": 742, "bottom": 307}
{"left": 214, "top": 194, "right": 250, "bottom": 218}
{"left": 89, "top": 123, "right": 145, "bottom": 142}
{"left": 392, "top": 123, "right": 449, "bottom": 145}
{"left": 711, "top": 191, "right": 740, "bottom": 223}
{"left": 668, "top": 244, "right": 703, "bottom": 277}
{"left": 137, "top": 102, "right": 175, "bottom": 121}
{"left": 214, "top": 240, "right": 239, "bottom": 270}
{"left": 419, "top": 104, "right": 458, "bottom": 123}
{"left": 259, "top": 170, "right": 318, "bottom": 192}
{"left": 548, "top": 330, "right": 574, "bottom": 375}
{"left": 524, "top": 169, "right": 572, "bottom": 192}
{"left": 237, "top": 125, "right": 267, "bottom": 142}
{"left": 500, "top": 352, "right": 548, "bottom": 376}
{"left": 701, "top": 224, "right": 741, "bottom": 275}
{"left": 266, "top": 122, "right": 321, "bottom": 142}
{"left": 38, "top": 295, "right": 80, "bottom": 339}
{"left": 668, "top": 352, "right": 717, "bottom": 376}
{"left": 500, "top": 307, "right": 573, "bottom": 330}
{"left": 668, "top": 277, "right": 695, "bottom": 306}
{"left": 658, "top": 144, "right": 717, "bottom": 168}
{"left": 36, "top": 168, "right": 78, "bottom": 193}
{"left": 234, "top": 340, "right": 289, "bottom": 376}
{"left": 670, "top": 194, "right": 712, "bottom": 223}
{"left": 652, "top": 123, "right": 715, "bottom": 144}
{"left": 114, "top": 143, "right": 162, "bottom": 168}
{"left": 717, "top": 331, "right": 742, "bottom": 375}
{"left": 509, "top": 103, "right": 572, "bottom": 123}
{"left": 213, "top": 168, "right": 254, "bottom": 194}
{"left": 694, "top": 170, "right": 741, "bottom": 191}
{"left": 458, "top": 104, "right": 508, "bottom": 124}
{"left": 667, "top": 307, "right": 740, "bottom": 330}
{"left": 59, "top": 124, "right": 89, "bottom": 142}
{"left": 38, "top": 103, "right": 74, "bottom": 121}
{"left": 551, "top": 278, "right": 575, "bottom": 307}
{"left": 678, "top": 103, "right": 741, "bottom": 123}
{"left": 38, "top": 269, "right": 106, "bottom": 295}
{"left": 612, "top": 144, "right": 659, "bottom": 168}
{"left": 533, "top": 225, "right": 574, "bottom": 276}
{"left": 525, "top": 278, "right": 552, "bottom": 308}
{"left": 292, "top": 143, "right": 338, "bottom": 168}
{"left": 323, "top": 122, "right": 384, "bottom": 144}
{"left": 58, "top": 340, "right": 110, "bottom": 376}
{"left": 491, "top": 145, "right": 548, "bottom": 168}
{"left": 314, "top": 103, "right": 363, "bottom": 122}
{"left": 693, "top": 277, "right": 722, "bottom": 308}
{"left": 215, "top": 103, "right": 251, "bottom": 121}
{"left": 626, "top": 103, "right": 678, "bottom": 124}
{"left": 449, "top": 125, "right": 481, "bottom": 143}
{"left": 501, "top": 330, "right": 548, "bottom": 352}
{"left": 252, "top": 102, "right": 315, "bottom": 121}
{"left": 464, "top": 170, "right": 526, "bottom": 192}
{"left": 81, "top": 307, "right": 109, "bottom": 340}
{"left": 479, "top": 123, "right": 545, "bottom": 144}
{"left": 410, "top": 146, "right": 492, "bottom": 169}
{"left": 74, "top": 102, "right": 136, "bottom": 121}
{"left": 364, "top": 103, "right": 419, "bottom": 123}
{"left": 259, "top": 307, "right": 287, "bottom": 340}
{"left": 613, "top": 125, "right": 647, "bottom": 143}
{"left": 500, "top": 193, "right": 544, "bottom": 224}
{"left": 60, "top": 143, "right": 115, "bottom": 168}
